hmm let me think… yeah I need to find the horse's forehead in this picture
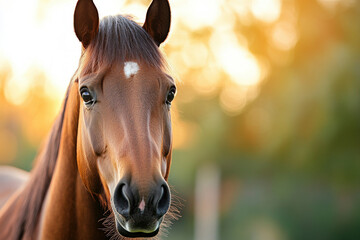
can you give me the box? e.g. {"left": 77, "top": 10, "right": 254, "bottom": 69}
{"left": 106, "top": 61, "right": 164, "bottom": 88}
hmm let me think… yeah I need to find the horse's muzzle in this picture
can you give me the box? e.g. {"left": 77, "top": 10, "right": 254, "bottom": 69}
{"left": 111, "top": 178, "right": 170, "bottom": 237}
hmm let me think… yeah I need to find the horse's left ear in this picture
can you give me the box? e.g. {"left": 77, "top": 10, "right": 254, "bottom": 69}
{"left": 143, "top": 0, "right": 171, "bottom": 46}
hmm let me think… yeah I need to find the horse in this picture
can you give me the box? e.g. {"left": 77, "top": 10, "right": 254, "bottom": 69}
{"left": 0, "top": 0, "right": 180, "bottom": 239}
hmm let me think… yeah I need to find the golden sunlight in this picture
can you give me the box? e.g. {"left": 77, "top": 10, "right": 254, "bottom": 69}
{"left": 181, "top": 41, "right": 209, "bottom": 69}
{"left": 177, "top": 0, "right": 223, "bottom": 30}
{"left": 251, "top": 0, "right": 282, "bottom": 23}
{"left": 216, "top": 42, "right": 261, "bottom": 87}
{"left": 4, "top": 75, "right": 29, "bottom": 106}
{"left": 271, "top": 21, "right": 298, "bottom": 51}
{"left": 193, "top": 66, "right": 222, "bottom": 97}
{"left": 0, "top": 0, "right": 80, "bottom": 104}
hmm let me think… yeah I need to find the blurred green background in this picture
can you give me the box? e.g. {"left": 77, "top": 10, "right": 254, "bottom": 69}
{"left": 0, "top": 0, "right": 360, "bottom": 239}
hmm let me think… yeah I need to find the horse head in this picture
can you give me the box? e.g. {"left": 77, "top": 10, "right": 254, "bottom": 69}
{"left": 73, "top": 0, "right": 175, "bottom": 237}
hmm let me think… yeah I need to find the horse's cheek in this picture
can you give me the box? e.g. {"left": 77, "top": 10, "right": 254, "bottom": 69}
{"left": 88, "top": 114, "right": 105, "bottom": 156}
{"left": 77, "top": 118, "right": 103, "bottom": 195}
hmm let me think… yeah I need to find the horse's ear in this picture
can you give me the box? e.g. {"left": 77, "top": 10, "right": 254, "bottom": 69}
{"left": 143, "top": 0, "right": 171, "bottom": 46}
{"left": 74, "top": 0, "right": 99, "bottom": 48}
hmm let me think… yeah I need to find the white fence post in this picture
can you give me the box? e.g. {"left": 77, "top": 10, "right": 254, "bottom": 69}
{"left": 194, "top": 164, "right": 221, "bottom": 240}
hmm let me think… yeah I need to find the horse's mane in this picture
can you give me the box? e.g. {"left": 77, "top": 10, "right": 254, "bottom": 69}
{"left": 2, "top": 15, "right": 169, "bottom": 239}
{"left": 3, "top": 82, "right": 71, "bottom": 239}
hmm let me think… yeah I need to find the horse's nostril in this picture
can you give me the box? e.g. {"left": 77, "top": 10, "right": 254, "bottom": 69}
{"left": 114, "top": 183, "right": 130, "bottom": 217}
{"left": 156, "top": 184, "right": 170, "bottom": 217}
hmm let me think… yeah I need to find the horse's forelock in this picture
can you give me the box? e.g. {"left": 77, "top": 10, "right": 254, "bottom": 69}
{"left": 77, "top": 15, "right": 167, "bottom": 78}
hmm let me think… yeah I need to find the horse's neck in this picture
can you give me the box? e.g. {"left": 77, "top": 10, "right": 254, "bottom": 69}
{"left": 38, "top": 168, "right": 106, "bottom": 240}
{"left": 38, "top": 83, "right": 107, "bottom": 240}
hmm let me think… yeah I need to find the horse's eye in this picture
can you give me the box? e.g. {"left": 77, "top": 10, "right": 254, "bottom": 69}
{"left": 80, "top": 87, "right": 94, "bottom": 106}
{"left": 166, "top": 87, "right": 176, "bottom": 105}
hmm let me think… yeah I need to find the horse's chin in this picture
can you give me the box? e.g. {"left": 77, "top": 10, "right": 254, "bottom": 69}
{"left": 116, "top": 220, "right": 160, "bottom": 238}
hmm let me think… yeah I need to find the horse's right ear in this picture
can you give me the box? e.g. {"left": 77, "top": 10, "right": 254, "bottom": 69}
{"left": 74, "top": 0, "right": 99, "bottom": 48}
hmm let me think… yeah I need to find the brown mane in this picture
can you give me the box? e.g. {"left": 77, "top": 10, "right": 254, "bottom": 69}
{"left": 0, "top": 14, "right": 173, "bottom": 239}
{"left": 0, "top": 82, "right": 71, "bottom": 239}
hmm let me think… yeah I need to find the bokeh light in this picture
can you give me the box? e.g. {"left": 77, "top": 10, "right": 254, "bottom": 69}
{"left": 251, "top": 0, "right": 282, "bottom": 23}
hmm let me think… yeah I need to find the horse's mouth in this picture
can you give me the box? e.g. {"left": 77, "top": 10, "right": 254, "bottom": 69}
{"left": 110, "top": 192, "right": 165, "bottom": 238}
{"left": 116, "top": 220, "right": 160, "bottom": 238}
